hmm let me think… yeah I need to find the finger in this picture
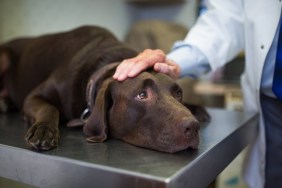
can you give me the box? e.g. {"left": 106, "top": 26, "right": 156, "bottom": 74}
{"left": 114, "top": 59, "right": 135, "bottom": 80}
{"left": 139, "top": 50, "right": 166, "bottom": 66}
{"left": 113, "top": 49, "right": 166, "bottom": 80}
{"left": 154, "top": 63, "right": 180, "bottom": 79}
{"left": 117, "top": 61, "right": 138, "bottom": 80}
{"left": 116, "top": 59, "right": 143, "bottom": 81}
{"left": 115, "top": 57, "right": 155, "bottom": 80}
{"left": 113, "top": 60, "right": 129, "bottom": 79}
{"left": 166, "top": 59, "right": 180, "bottom": 79}
{"left": 127, "top": 60, "right": 152, "bottom": 77}
{"left": 154, "top": 63, "right": 170, "bottom": 74}
{"left": 127, "top": 52, "right": 166, "bottom": 77}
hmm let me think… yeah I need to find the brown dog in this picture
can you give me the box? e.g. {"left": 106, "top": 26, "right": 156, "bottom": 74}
{"left": 0, "top": 26, "right": 209, "bottom": 153}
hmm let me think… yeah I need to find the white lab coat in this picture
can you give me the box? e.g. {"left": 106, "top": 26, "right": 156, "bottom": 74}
{"left": 184, "top": 0, "right": 282, "bottom": 187}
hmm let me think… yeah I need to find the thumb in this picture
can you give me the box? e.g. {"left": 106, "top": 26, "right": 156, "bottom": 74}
{"left": 154, "top": 63, "right": 169, "bottom": 74}
{"left": 154, "top": 63, "right": 180, "bottom": 79}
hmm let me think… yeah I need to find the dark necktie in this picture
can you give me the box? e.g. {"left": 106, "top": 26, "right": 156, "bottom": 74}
{"left": 273, "top": 17, "right": 282, "bottom": 101}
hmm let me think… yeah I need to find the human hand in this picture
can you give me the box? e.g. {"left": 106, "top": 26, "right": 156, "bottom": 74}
{"left": 113, "top": 49, "right": 180, "bottom": 81}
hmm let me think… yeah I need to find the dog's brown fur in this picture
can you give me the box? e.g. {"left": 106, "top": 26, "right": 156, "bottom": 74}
{"left": 0, "top": 26, "right": 209, "bottom": 153}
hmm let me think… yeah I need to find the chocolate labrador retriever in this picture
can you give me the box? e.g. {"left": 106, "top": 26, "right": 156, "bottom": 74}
{"left": 0, "top": 26, "right": 210, "bottom": 153}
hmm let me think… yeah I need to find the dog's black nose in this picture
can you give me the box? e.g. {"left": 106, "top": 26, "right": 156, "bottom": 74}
{"left": 181, "top": 118, "right": 200, "bottom": 138}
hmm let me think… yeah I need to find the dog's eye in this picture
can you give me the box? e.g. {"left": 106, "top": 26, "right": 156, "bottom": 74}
{"left": 137, "top": 90, "right": 148, "bottom": 100}
{"left": 175, "top": 90, "right": 182, "bottom": 100}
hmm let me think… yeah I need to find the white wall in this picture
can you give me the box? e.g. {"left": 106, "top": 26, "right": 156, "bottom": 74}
{"left": 0, "top": 0, "right": 198, "bottom": 42}
{"left": 128, "top": 0, "right": 198, "bottom": 30}
{"left": 0, "top": 0, "right": 132, "bottom": 42}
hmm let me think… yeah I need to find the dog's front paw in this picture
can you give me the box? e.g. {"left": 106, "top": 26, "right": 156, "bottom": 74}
{"left": 25, "top": 123, "right": 59, "bottom": 150}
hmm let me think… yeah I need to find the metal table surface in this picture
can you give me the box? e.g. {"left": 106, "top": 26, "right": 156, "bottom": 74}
{"left": 0, "top": 108, "right": 258, "bottom": 188}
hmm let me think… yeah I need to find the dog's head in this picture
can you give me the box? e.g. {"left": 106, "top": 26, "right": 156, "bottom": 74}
{"left": 83, "top": 63, "right": 208, "bottom": 153}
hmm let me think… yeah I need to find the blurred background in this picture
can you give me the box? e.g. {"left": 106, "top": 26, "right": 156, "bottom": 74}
{"left": 0, "top": 0, "right": 246, "bottom": 187}
{"left": 0, "top": 0, "right": 197, "bottom": 42}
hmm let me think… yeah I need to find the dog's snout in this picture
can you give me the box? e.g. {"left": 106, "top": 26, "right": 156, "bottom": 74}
{"left": 181, "top": 118, "right": 200, "bottom": 138}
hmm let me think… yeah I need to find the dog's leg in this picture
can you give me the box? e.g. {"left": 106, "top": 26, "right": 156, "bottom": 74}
{"left": 23, "top": 81, "right": 60, "bottom": 150}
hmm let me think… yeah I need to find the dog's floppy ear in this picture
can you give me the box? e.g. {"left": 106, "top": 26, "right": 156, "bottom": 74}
{"left": 83, "top": 63, "right": 118, "bottom": 142}
{"left": 84, "top": 78, "right": 113, "bottom": 142}
{"left": 183, "top": 103, "right": 211, "bottom": 123}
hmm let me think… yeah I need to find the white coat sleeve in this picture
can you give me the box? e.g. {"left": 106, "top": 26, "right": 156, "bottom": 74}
{"left": 167, "top": 42, "right": 211, "bottom": 78}
{"left": 169, "top": 0, "right": 245, "bottom": 73}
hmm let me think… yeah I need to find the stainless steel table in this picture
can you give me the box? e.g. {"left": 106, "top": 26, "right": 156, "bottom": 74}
{"left": 0, "top": 109, "right": 258, "bottom": 188}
